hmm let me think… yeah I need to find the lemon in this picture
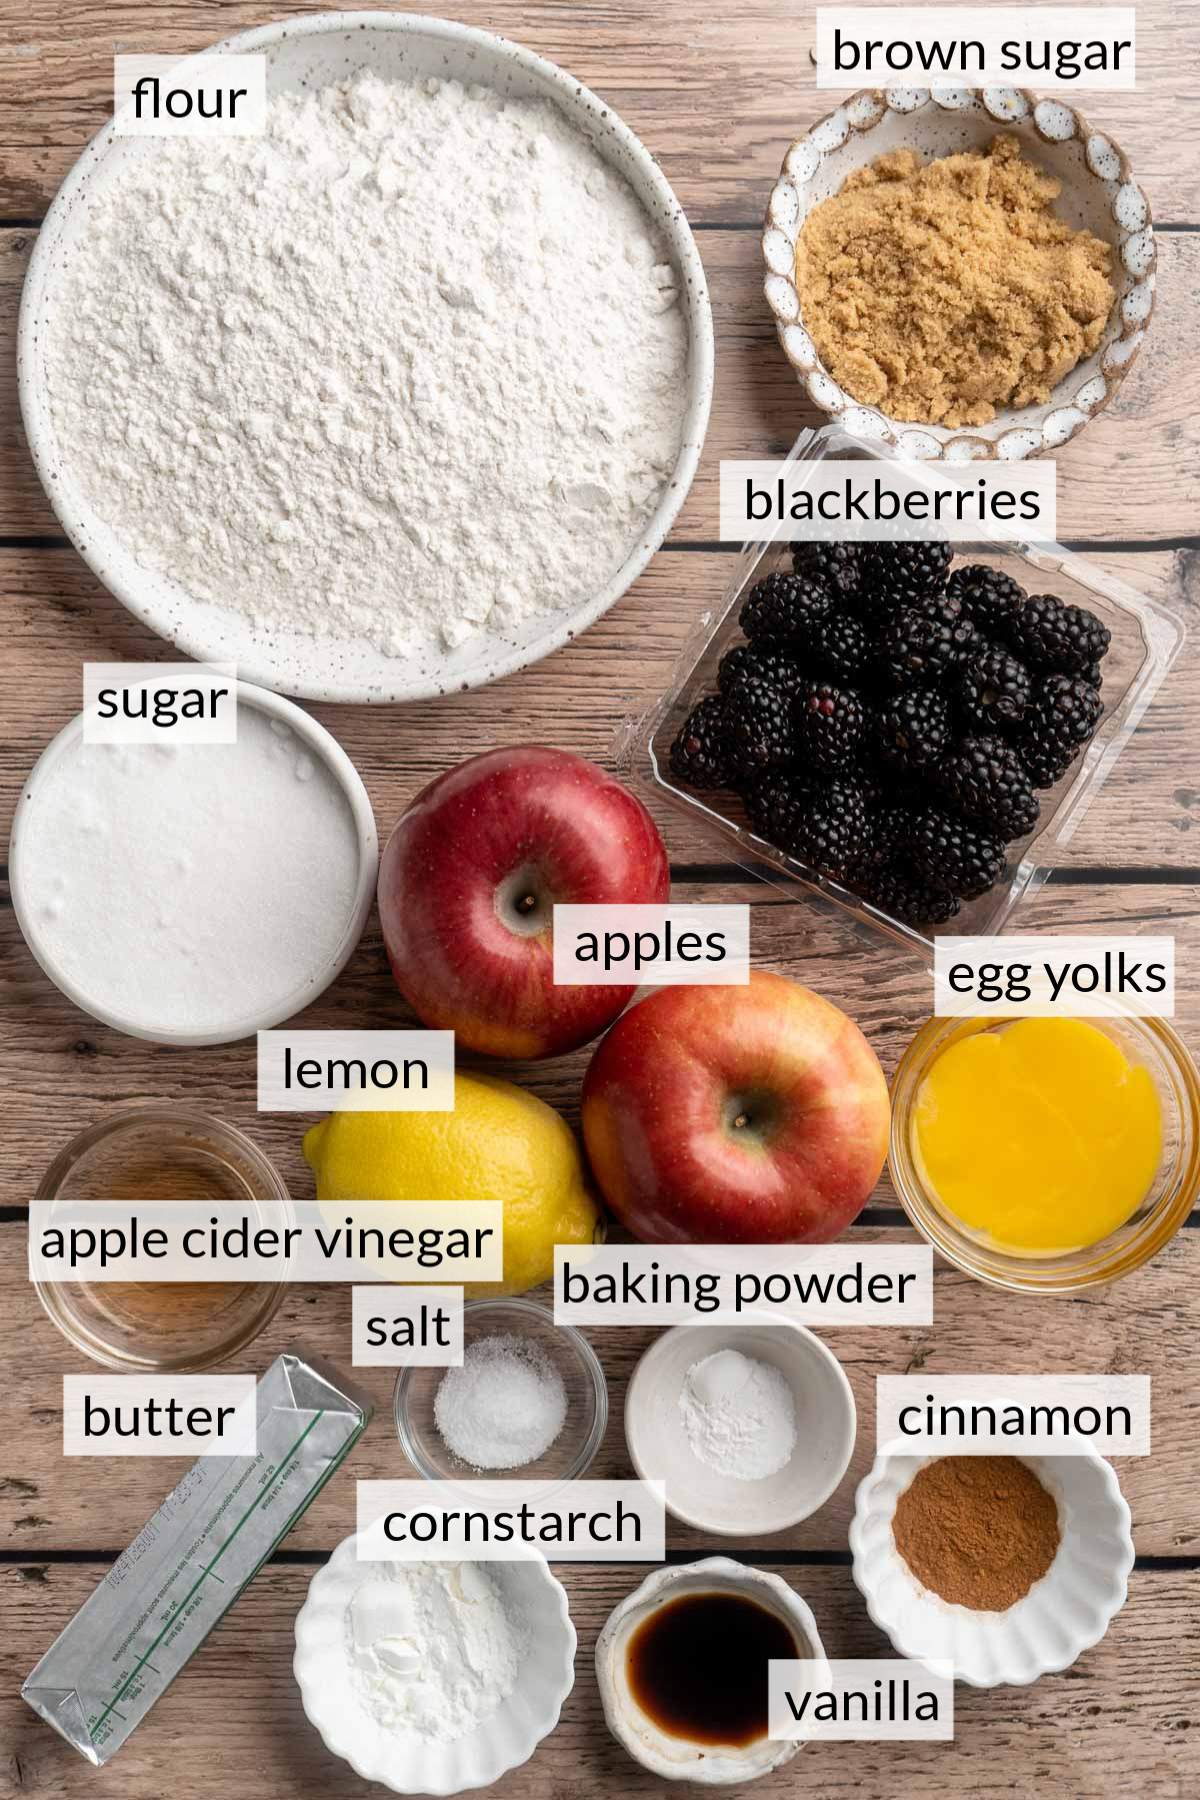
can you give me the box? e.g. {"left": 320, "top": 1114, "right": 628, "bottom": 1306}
{"left": 302, "top": 1072, "right": 603, "bottom": 1295}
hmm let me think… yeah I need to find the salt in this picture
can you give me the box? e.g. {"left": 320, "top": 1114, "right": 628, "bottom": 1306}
{"left": 13, "top": 702, "right": 365, "bottom": 1041}
{"left": 434, "top": 1334, "right": 568, "bottom": 1471}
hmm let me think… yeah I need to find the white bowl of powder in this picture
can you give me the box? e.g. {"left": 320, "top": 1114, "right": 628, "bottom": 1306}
{"left": 9, "top": 683, "right": 377, "bottom": 1045}
{"left": 294, "top": 1539, "right": 576, "bottom": 1793}
{"left": 20, "top": 13, "right": 714, "bottom": 702}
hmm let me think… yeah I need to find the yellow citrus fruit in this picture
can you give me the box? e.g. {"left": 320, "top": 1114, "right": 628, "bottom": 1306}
{"left": 302, "top": 1071, "right": 603, "bottom": 1296}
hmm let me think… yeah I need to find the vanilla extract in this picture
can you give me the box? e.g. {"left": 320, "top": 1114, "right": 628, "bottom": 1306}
{"left": 626, "top": 1591, "right": 797, "bottom": 1748}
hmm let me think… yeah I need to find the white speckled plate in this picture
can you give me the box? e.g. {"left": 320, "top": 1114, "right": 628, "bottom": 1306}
{"left": 763, "top": 88, "right": 1154, "bottom": 460}
{"left": 850, "top": 1445, "right": 1134, "bottom": 1686}
{"left": 19, "top": 12, "right": 714, "bottom": 702}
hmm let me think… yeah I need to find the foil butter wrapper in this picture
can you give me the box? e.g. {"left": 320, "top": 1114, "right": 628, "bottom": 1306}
{"left": 22, "top": 1352, "right": 371, "bottom": 1765}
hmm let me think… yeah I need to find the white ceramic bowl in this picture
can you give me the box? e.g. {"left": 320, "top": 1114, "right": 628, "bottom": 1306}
{"left": 294, "top": 1536, "right": 576, "bottom": 1795}
{"left": 8, "top": 682, "right": 377, "bottom": 1045}
{"left": 624, "top": 1324, "right": 856, "bottom": 1536}
{"left": 850, "top": 1446, "right": 1134, "bottom": 1686}
{"left": 595, "top": 1557, "right": 827, "bottom": 1785}
{"left": 19, "top": 12, "right": 714, "bottom": 704}
{"left": 763, "top": 88, "right": 1155, "bottom": 459}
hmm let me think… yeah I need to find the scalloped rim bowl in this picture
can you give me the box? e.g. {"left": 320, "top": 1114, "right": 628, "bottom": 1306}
{"left": 19, "top": 11, "right": 714, "bottom": 703}
{"left": 763, "top": 87, "right": 1155, "bottom": 460}
{"left": 293, "top": 1535, "right": 576, "bottom": 1794}
{"left": 850, "top": 1445, "right": 1134, "bottom": 1687}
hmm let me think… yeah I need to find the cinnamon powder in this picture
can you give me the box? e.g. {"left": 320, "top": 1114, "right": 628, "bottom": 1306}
{"left": 794, "top": 135, "right": 1116, "bottom": 429}
{"left": 892, "top": 1455, "right": 1060, "bottom": 1611}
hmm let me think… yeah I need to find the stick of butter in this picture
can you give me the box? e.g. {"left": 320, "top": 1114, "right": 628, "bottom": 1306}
{"left": 22, "top": 1351, "right": 371, "bottom": 1765}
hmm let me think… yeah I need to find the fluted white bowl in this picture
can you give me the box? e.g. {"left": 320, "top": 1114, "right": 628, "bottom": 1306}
{"left": 850, "top": 1446, "right": 1133, "bottom": 1687}
{"left": 294, "top": 1535, "right": 575, "bottom": 1793}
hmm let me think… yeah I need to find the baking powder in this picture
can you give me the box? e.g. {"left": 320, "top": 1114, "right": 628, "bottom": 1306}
{"left": 679, "top": 1348, "right": 798, "bottom": 1481}
{"left": 46, "top": 73, "right": 688, "bottom": 658}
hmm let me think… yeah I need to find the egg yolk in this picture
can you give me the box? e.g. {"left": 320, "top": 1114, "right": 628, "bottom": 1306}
{"left": 912, "top": 1018, "right": 1162, "bottom": 1255}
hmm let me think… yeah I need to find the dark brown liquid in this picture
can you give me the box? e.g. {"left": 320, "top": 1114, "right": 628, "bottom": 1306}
{"left": 626, "top": 1590, "right": 798, "bottom": 1749}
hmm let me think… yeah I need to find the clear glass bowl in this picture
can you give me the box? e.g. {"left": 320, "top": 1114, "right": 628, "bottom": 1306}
{"left": 34, "top": 1106, "right": 290, "bottom": 1370}
{"left": 624, "top": 425, "right": 1184, "bottom": 956}
{"left": 888, "top": 1014, "right": 1200, "bottom": 1292}
{"left": 394, "top": 1297, "right": 608, "bottom": 1484}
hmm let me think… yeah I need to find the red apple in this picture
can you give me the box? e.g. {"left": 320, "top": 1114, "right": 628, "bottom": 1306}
{"left": 581, "top": 971, "right": 889, "bottom": 1242}
{"left": 378, "top": 746, "right": 670, "bottom": 1058}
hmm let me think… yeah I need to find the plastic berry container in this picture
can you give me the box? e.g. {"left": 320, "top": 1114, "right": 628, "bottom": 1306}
{"left": 622, "top": 426, "right": 1184, "bottom": 956}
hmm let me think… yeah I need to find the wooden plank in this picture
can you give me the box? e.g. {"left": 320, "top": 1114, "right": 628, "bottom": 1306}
{"left": 2, "top": 228, "right": 1199, "bottom": 542}
{"left": 0, "top": 545, "right": 1197, "bottom": 873}
{"left": 1, "top": 1561, "right": 1195, "bottom": 1800}
{"left": 2, "top": 1224, "right": 1197, "bottom": 1557}
{"left": 1, "top": 0, "right": 1199, "bottom": 223}
{"left": 2, "top": 877, "right": 1198, "bottom": 1193}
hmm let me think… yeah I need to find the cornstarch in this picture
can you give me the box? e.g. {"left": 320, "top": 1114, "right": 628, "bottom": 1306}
{"left": 347, "top": 1563, "right": 528, "bottom": 1743}
{"left": 45, "top": 73, "right": 688, "bottom": 658}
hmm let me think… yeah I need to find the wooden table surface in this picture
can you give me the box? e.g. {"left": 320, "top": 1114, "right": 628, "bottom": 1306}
{"left": 2, "top": 4, "right": 1198, "bottom": 1797}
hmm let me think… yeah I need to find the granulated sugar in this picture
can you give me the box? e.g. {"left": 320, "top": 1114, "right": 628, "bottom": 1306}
{"left": 46, "top": 73, "right": 689, "bottom": 658}
{"left": 13, "top": 704, "right": 363, "bottom": 1040}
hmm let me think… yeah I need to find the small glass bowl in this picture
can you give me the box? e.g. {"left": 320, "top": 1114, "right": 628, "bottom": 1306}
{"left": 34, "top": 1106, "right": 290, "bottom": 1370}
{"left": 889, "top": 1013, "right": 1200, "bottom": 1293}
{"left": 394, "top": 1297, "right": 608, "bottom": 1484}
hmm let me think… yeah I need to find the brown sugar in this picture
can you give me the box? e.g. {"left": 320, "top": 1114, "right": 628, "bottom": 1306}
{"left": 892, "top": 1454, "right": 1061, "bottom": 1611}
{"left": 794, "top": 135, "right": 1116, "bottom": 429}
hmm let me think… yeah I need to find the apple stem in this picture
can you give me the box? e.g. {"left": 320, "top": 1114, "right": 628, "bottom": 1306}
{"left": 732, "top": 1111, "right": 750, "bottom": 1131}
{"left": 516, "top": 892, "right": 538, "bottom": 915}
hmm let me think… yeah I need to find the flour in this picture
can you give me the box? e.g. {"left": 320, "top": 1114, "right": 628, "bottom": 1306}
{"left": 679, "top": 1349, "right": 798, "bottom": 1481}
{"left": 46, "top": 72, "right": 688, "bottom": 658}
{"left": 347, "top": 1563, "right": 528, "bottom": 1744}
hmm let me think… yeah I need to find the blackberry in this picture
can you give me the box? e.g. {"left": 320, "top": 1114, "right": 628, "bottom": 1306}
{"left": 717, "top": 641, "right": 807, "bottom": 703}
{"left": 858, "top": 864, "right": 961, "bottom": 926}
{"left": 1083, "top": 661, "right": 1104, "bottom": 690}
{"left": 876, "top": 605, "right": 975, "bottom": 688}
{"left": 740, "top": 571, "right": 833, "bottom": 642}
{"left": 793, "top": 608, "right": 870, "bottom": 681}
{"left": 791, "top": 541, "right": 862, "bottom": 599}
{"left": 724, "top": 680, "right": 795, "bottom": 778}
{"left": 937, "top": 736, "right": 1040, "bottom": 841}
{"left": 913, "top": 588, "right": 980, "bottom": 640}
{"left": 861, "top": 540, "right": 953, "bottom": 620}
{"left": 669, "top": 696, "right": 730, "bottom": 789}
{"left": 874, "top": 688, "right": 952, "bottom": 772}
{"left": 848, "top": 797, "right": 919, "bottom": 886}
{"left": 796, "top": 682, "right": 866, "bottom": 775}
{"left": 1030, "top": 672, "right": 1104, "bottom": 748}
{"left": 911, "top": 807, "right": 1006, "bottom": 900}
{"left": 954, "top": 647, "right": 1032, "bottom": 732}
{"left": 776, "top": 777, "right": 870, "bottom": 882}
{"left": 946, "top": 564, "right": 1027, "bottom": 638}
{"left": 1017, "top": 674, "right": 1103, "bottom": 789}
{"left": 1006, "top": 593, "right": 1111, "bottom": 674}
{"left": 1019, "top": 735, "right": 1080, "bottom": 791}
{"left": 741, "top": 772, "right": 803, "bottom": 844}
